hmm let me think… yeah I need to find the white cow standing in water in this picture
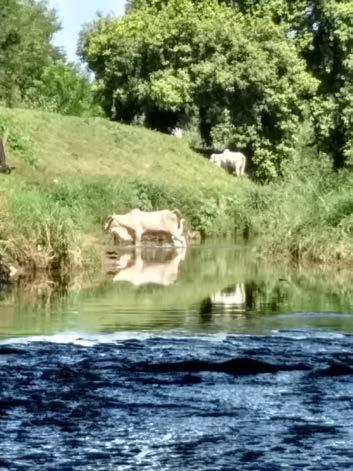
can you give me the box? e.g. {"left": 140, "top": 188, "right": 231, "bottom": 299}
{"left": 210, "top": 149, "right": 246, "bottom": 176}
{"left": 104, "top": 208, "right": 186, "bottom": 247}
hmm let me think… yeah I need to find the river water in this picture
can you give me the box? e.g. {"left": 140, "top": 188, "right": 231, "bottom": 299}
{"left": 1, "top": 243, "right": 353, "bottom": 470}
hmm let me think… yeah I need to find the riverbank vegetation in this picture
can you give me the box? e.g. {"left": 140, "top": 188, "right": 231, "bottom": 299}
{"left": 1, "top": 0, "right": 353, "bottom": 274}
{"left": 1, "top": 106, "right": 353, "bottom": 272}
{"left": 0, "top": 106, "right": 250, "bottom": 272}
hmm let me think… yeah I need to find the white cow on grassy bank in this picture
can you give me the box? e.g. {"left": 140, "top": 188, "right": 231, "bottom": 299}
{"left": 171, "top": 127, "right": 184, "bottom": 138}
{"left": 210, "top": 149, "right": 246, "bottom": 176}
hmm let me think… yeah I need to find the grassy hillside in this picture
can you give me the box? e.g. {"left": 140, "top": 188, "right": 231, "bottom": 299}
{"left": 0, "top": 107, "right": 238, "bottom": 188}
{"left": 0, "top": 107, "right": 252, "bottom": 272}
{"left": 1, "top": 107, "right": 353, "bottom": 274}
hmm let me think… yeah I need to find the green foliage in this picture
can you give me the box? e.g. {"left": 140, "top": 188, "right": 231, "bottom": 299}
{"left": 125, "top": 0, "right": 150, "bottom": 11}
{"left": 245, "top": 150, "right": 353, "bottom": 264}
{"left": 0, "top": 115, "right": 36, "bottom": 166}
{"left": 0, "top": 0, "right": 60, "bottom": 106}
{"left": 188, "top": 197, "right": 219, "bottom": 233}
{"left": 80, "top": 0, "right": 317, "bottom": 180}
{"left": 0, "top": 180, "right": 79, "bottom": 271}
{"left": 223, "top": 1, "right": 353, "bottom": 169}
{"left": 0, "top": 2, "right": 99, "bottom": 118}
{"left": 82, "top": 0, "right": 353, "bottom": 175}
{"left": 2, "top": 106, "right": 353, "bottom": 269}
{"left": 4, "top": 187, "right": 79, "bottom": 269}
{"left": 24, "top": 61, "right": 102, "bottom": 117}
{"left": 306, "top": 1, "right": 353, "bottom": 169}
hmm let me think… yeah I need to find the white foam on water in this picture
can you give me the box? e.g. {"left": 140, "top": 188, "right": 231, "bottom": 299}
{"left": 0, "top": 327, "right": 348, "bottom": 346}
{"left": 0, "top": 331, "right": 155, "bottom": 346}
{"left": 0, "top": 329, "right": 237, "bottom": 347}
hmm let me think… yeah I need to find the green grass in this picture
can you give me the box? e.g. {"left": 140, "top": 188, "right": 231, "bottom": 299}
{"left": 248, "top": 158, "right": 353, "bottom": 266}
{"left": 0, "top": 107, "right": 237, "bottom": 189}
{"left": 1, "top": 106, "right": 353, "bottom": 274}
{"left": 0, "top": 107, "right": 253, "bottom": 271}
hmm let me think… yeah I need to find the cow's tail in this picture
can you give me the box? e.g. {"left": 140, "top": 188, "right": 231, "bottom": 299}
{"left": 172, "top": 209, "right": 183, "bottom": 229}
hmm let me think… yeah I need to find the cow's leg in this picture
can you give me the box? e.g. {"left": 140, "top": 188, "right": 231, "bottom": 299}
{"left": 172, "top": 233, "right": 186, "bottom": 247}
{"left": 241, "top": 159, "right": 246, "bottom": 176}
{"left": 180, "top": 235, "right": 187, "bottom": 247}
{"left": 135, "top": 229, "right": 143, "bottom": 246}
{"left": 238, "top": 160, "right": 243, "bottom": 176}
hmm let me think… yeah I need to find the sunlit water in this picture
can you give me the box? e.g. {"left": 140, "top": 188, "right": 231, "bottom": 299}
{"left": 1, "top": 243, "right": 353, "bottom": 469}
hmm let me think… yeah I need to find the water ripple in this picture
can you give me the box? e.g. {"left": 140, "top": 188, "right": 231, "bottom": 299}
{"left": 1, "top": 329, "right": 353, "bottom": 470}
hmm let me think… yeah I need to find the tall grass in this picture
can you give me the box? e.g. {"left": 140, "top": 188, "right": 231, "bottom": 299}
{"left": 247, "top": 153, "right": 353, "bottom": 265}
{"left": 0, "top": 176, "right": 254, "bottom": 271}
{"left": 0, "top": 184, "right": 80, "bottom": 271}
{"left": 5, "top": 163, "right": 352, "bottom": 273}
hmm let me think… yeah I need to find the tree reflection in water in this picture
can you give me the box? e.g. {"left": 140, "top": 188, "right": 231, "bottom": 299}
{"left": 2, "top": 244, "right": 353, "bottom": 337}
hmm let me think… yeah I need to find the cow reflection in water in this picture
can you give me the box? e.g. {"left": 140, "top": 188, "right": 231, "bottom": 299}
{"left": 200, "top": 283, "right": 248, "bottom": 325}
{"left": 112, "top": 247, "right": 186, "bottom": 286}
{"left": 211, "top": 284, "right": 246, "bottom": 310}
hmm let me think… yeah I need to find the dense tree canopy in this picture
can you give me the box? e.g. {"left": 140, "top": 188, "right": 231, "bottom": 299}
{"left": 0, "top": 0, "right": 101, "bottom": 116}
{"left": 225, "top": 1, "right": 353, "bottom": 168}
{"left": 301, "top": 1, "right": 353, "bottom": 169}
{"left": 114, "top": 0, "right": 353, "bottom": 174}
{"left": 0, "top": 0, "right": 60, "bottom": 105}
{"left": 80, "top": 0, "right": 317, "bottom": 180}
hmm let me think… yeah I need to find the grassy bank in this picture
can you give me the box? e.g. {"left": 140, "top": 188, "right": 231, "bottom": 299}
{"left": 248, "top": 158, "right": 353, "bottom": 265}
{"left": 0, "top": 107, "right": 253, "bottom": 272}
{"left": 1, "top": 106, "right": 353, "bottom": 274}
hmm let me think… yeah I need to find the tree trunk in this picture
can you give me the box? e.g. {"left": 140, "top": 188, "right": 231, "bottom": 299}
{"left": 0, "top": 137, "right": 7, "bottom": 168}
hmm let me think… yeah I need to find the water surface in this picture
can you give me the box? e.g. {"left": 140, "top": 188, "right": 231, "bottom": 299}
{"left": 1, "top": 244, "right": 353, "bottom": 470}
{"left": 2, "top": 243, "right": 353, "bottom": 338}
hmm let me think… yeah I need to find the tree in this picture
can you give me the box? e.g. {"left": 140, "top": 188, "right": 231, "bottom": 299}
{"left": 0, "top": 0, "right": 61, "bottom": 105}
{"left": 301, "top": 2, "right": 353, "bottom": 169}
{"left": 125, "top": 0, "right": 147, "bottom": 11}
{"left": 125, "top": 0, "right": 170, "bottom": 12}
{"left": 80, "top": 0, "right": 316, "bottom": 180}
{"left": 25, "top": 61, "right": 102, "bottom": 117}
{"left": 221, "top": 1, "right": 353, "bottom": 169}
